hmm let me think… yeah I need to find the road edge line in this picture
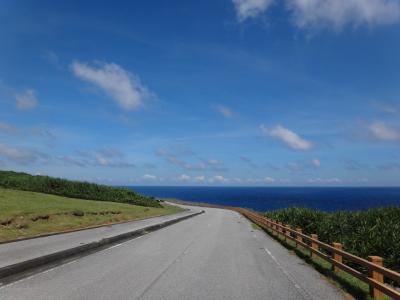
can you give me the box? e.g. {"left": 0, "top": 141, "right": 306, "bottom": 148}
{"left": 0, "top": 210, "right": 204, "bottom": 281}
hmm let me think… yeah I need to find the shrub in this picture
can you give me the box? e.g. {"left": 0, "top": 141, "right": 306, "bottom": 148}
{"left": 265, "top": 206, "right": 400, "bottom": 272}
{"left": 72, "top": 210, "right": 85, "bottom": 217}
{"left": 0, "top": 170, "right": 161, "bottom": 208}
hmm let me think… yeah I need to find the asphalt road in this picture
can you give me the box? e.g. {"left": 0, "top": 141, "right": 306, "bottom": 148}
{"left": 0, "top": 206, "right": 345, "bottom": 300}
{"left": 0, "top": 209, "right": 197, "bottom": 269}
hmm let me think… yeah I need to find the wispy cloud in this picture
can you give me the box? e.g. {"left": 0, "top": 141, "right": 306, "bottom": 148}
{"left": 261, "top": 124, "right": 313, "bottom": 150}
{"left": 240, "top": 155, "right": 258, "bottom": 168}
{"left": 311, "top": 159, "right": 321, "bottom": 168}
{"left": 96, "top": 146, "right": 124, "bottom": 158}
{"left": 212, "top": 104, "right": 235, "bottom": 119}
{"left": 156, "top": 148, "right": 227, "bottom": 172}
{"left": 372, "top": 100, "right": 400, "bottom": 114}
{"left": 58, "top": 147, "right": 135, "bottom": 168}
{"left": 143, "top": 174, "right": 157, "bottom": 181}
{"left": 344, "top": 159, "right": 368, "bottom": 171}
{"left": 0, "top": 122, "right": 19, "bottom": 135}
{"left": 232, "top": 0, "right": 400, "bottom": 29}
{"left": 287, "top": 0, "right": 400, "bottom": 30}
{"left": 194, "top": 175, "right": 206, "bottom": 182}
{"left": 177, "top": 174, "right": 191, "bottom": 182}
{"left": 232, "top": 0, "right": 273, "bottom": 22}
{"left": 307, "top": 177, "right": 342, "bottom": 184}
{"left": 286, "top": 159, "right": 321, "bottom": 172}
{"left": 15, "top": 89, "right": 38, "bottom": 110}
{"left": 377, "top": 162, "right": 400, "bottom": 171}
{"left": 0, "top": 144, "right": 42, "bottom": 164}
{"left": 0, "top": 121, "right": 56, "bottom": 143}
{"left": 368, "top": 121, "right": 400, "bottom": 142}
{"left": 71, "top": 61, "right": 152, "bottom": 110}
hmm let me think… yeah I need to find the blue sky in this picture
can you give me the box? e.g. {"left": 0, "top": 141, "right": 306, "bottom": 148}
{"left": 1, "top": 0, "right": 400, "bottom": 186}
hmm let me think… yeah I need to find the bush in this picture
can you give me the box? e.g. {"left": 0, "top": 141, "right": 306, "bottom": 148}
{"left": 72, "top": 210, "right": 85, "bottom": 217}
{"left": 0, "top": 170, "right": 161, "bottom": 208}
{"left": 265, "top": 207, "right": 400, "bottom": 272}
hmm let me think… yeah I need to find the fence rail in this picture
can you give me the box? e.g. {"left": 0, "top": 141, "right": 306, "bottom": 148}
{"left": 234, "top": 208, "right": 400, "bottom": 300}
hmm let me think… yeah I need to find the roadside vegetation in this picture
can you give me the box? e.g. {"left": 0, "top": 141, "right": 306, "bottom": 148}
{"left": 265, "top": 207, "right": 400, "bottom": 274}
{"left": 261, "top": 225, "right": 376, "bottom": 300}
{"left": 0, "top": 188, "right": 184, "bottom": 242}
{"left": 0, "top": 170, "right": 161, "bottom": 208}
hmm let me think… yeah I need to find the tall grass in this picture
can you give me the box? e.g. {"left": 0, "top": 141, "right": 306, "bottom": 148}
{"left": 265, "top": 207, "right": 400, "bottom": 273}
{"left": 0, "top": 170, "right": 161, "bottom": 208}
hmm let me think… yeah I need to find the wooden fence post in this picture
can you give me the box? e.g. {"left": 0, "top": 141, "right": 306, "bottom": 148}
{"left": 332, "top": 243, "right": 342, "bottom": 273}
{"left": 368, "top": 256, "right": 384, "bottom": 300}
{"left": 296, "top": 228, "right": 302, "bottom": 247}
{"left": 285, "top": 225, "right": 291, "bottom": 242}
{"left": 310, "top": 234, "right": 318, "bottom": 258}
{"left": 278, "top": 222, "right": 283, "bottom": 237}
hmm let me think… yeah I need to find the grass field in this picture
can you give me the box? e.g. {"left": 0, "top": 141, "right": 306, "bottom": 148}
{"left": 0, "top": 188, "right": 184, "bottom": 242}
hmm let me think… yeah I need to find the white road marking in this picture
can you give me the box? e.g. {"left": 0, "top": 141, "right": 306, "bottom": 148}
{"left": 263, "top": 247, "right": 312, "bottom": 299}
{"left": 0, "top": 235, "right": 146, "bottom": 291}
{"left": 106, "top": 243, "right": 124, "bottom": 250}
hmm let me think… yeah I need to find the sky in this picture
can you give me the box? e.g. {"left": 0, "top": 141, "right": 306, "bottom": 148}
{"left": 1, "top": 0, "right": 400, "bottom": 186}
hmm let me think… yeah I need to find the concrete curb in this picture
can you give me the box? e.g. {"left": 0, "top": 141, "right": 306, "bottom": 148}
{"left": 0, "top": 210, "right": 204, "bottom": 281}
{"left": 0, "top": 210, "right": 191, "bottom": 246}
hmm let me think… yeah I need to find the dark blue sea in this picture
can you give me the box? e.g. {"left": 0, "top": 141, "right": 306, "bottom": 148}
{"left": 129, "top": 186, "right": 400, "bottom": 212}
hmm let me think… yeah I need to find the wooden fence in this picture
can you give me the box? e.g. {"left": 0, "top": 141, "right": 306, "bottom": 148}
{"left": 234, "top": 208, "right": 400, "bottom": 300}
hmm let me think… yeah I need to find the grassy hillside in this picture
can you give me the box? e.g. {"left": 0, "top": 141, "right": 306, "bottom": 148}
{"left": 265, "top": 206, "right": 400, "bottom": 273}
{"left": 0, "top": 170, "right": 160, "bottom": 208}
{"left": 0, "top": 188, "right": 184, "bottom": 242}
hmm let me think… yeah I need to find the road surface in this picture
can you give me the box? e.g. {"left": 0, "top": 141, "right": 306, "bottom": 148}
{"left": 0, "top": 209, "right": 197, "bottom": 269}
{"left": 0, "top": 206, "right": 345, "bottom": 300}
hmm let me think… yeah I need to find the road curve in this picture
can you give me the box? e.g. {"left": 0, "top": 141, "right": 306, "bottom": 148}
{"left": 0, "top": 206, "right": 345, "bottom": 300}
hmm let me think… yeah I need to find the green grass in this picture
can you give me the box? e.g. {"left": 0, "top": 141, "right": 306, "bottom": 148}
{"left": 251, "top": 223, "right": 262, "bottom": 230}
{"left": 0, "top": 170, "right": 161, "bottom": 208}
{"left": 0, "top": 188, "right": 184, "bottom": 242}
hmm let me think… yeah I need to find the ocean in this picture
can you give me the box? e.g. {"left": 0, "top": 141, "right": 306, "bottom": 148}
{"left": 129, "top": 186, "right": 400, "bottom": 212}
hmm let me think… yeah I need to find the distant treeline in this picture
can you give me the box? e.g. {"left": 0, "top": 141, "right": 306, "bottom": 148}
{"left": 265, "top": 207, "right": 400, "bottom": 273}
{"left": 0, "top": 170, "right": 161, "bottom": 208}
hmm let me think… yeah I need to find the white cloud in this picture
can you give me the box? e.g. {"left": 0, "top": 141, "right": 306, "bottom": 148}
{"left": 96, "top": 157, "right": 109, "bottom": 166}
{"left": 369, "top": 121, "right": 400, "bottom": 141}
{"left": 71, "top": 61, "right": 151, "bottom": 110}
{"left": 210, "top": 175, "right": 228, "bottom": 183}
{"left": 15, "top": 89, "right": 38, "bottom": 110}
{"left": 177, "top": 174, "right": 191, "bottom": 182}
{"left": 232, "top": 0, "right": 400, "bottom": 29}
{"left": 194, "top": 175, "right": 206, "bottom": 182}
{"left": 311, "top": 158, "right": 321, "bottom": 167}
{"left": 232, "top": 0, "right": 274, "bottom": 21}
{"left": 261, "top": 124, "right": 313, "bottom": 150}
{"left": 263, "top": 176, "right": 275, "bottom": 183}
{"left": 287, "top": 0, "right": 400, "bottom": 30}
{"left": 143, "top": 174, "right": 157, "bottom": 181}
{"left": 213, "top": 104, "right": 235, "bottom": 118}
{"left": 307, "top": 177, "right": 342, "bottom": 184}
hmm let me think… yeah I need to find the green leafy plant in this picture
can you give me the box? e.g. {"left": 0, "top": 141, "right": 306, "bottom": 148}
{"left": 265, "top": 206, "right": 400, "bottom": 272}
{"left": 0, "top": 170, "right": 161, "bottom": 208}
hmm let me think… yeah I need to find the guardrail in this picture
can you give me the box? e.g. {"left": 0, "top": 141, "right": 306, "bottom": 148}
{"left": 234, "top": 208, "right": 400, "bottom": 300}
